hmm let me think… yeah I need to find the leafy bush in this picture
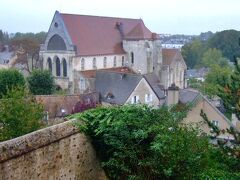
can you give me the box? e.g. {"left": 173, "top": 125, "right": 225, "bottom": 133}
{"left": 70, "top": 105, "right": 239, "bottom": 179}
{"left": 27, "top": 70, "right": 54, "bottom": 95}
{"left": 0, "top": 87, "right": 43, "bottom": 141}
{"left": 0, "top": 69, "right": 25, "bottom": 98}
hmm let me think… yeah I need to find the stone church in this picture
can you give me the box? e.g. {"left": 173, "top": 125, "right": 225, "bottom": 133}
{"left": 39, "top": 11, "right": 186, "bottom": 93}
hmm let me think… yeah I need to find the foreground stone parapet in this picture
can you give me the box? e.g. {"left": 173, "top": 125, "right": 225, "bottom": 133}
{"left": 0, "top": 120, "right": 106, "bottom": 180}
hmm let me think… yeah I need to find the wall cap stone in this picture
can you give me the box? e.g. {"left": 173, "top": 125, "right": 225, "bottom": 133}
{"left": 0, "top": 119, "right": 79, "bottom": 163}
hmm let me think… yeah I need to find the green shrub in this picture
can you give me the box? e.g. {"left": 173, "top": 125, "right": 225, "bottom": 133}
{"left": 0, "top": 69, "right": 25, "bottom": 98}
{"left": 0, "top": 87, "right": 43, "bottom": 141}
{"left": 70, "top": 105, "right": 238, "bottom": 179}
{"left": 27, "top": 70, "right": 54, "bottom": 95}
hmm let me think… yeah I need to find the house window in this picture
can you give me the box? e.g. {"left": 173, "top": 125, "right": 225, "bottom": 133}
{"left": 55, "top": 57, "right": 61, "bottom": 76}
{"left": 113, "top": 56, "right": 117, "bottom": 67}
{"left": 122, "top": 56, "right": 124, "bottom": 66}
{"left": 131, "top": 95, "right": 139, "bottom": 104}
{"left": 47, "top": 57, "right": 52, "bottom": 73}
{"left": 145, "top": 94, "right": 153, "bottom": 103}
{"left": 93, "top": 58, "right": 97, "bottom": 69}
{"left": 79, "top": 78, "right": 85, "bottom": 90}
{"left": 103, "top": 57, "right": 107, "bottom": 68}
{"left": 62, "top": 58, "right": 67, "bottom": 77}
{"left": 81, "top": 58, "right": 85, "bottom": 70}
{"left": 131, "top": 52, "right": 134, "bottom": 64}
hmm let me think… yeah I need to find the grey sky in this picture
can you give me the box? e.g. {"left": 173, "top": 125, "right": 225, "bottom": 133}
{"left": 1, "top": 0, "right": 240, "bottom": 35}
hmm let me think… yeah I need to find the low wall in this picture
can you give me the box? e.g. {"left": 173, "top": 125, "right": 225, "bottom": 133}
{"left": 0, "top": 120, "right": 106, "bottom": 180}
{"left": 36, "top": 92, "right": 99, "bottom": 118}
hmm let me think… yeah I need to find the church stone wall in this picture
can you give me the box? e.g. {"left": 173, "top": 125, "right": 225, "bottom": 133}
{"left": 73, "top": 54, "right": 126, "bottom": 71}
{"left": 123, "top": 40, "right": 155, "bottom": 74}
{"left": 0, "top": 120, "right": 106, "bottom": 180}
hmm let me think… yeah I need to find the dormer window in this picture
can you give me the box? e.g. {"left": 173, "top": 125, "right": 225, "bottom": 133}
{"left": 106, "top": 92, "right": 114, "bottom": 99}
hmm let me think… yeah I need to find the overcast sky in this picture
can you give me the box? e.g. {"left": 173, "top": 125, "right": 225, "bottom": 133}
{"left": 1, "top": 0, "right": 240, "bottom": 35}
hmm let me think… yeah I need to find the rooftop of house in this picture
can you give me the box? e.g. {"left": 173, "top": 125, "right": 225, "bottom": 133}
{"left": 95, "top": 71, "right": 165, "bottom": 104}
{"left": 186, "top": 68, "right": 209, "bottom": 79}
{"left": 143, "top": 73, "right": 165, "bottom": 99}
{"left": 179, "top": 88, "right": 200, "bottom": 104}
{"left": 96, "top": 71, "right": 142, "bottom": 104}
{"left": 59, "top": 11, "right": 157, "bottom": 56}
{"left": 80, "top": 67, "right": 135, "bottom": 79}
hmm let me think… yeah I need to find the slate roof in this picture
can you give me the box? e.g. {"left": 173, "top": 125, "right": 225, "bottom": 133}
{"left": 185, "top": 68, "right": 209, "bottom": 79}
{"left": 143, "top": 74, "right": 165, "bottom": 99}
{"left": 60, "top": 13, "right": 155, "bottom": 56}
{"left": 96, "top": 71, "right": 142, "bottom": 104}
{"left": 179, "top": 89, "right": 200, "bottom": 104}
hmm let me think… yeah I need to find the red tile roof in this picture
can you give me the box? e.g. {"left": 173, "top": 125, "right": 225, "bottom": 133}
{"left": 60, "top": 13, "right": 155, "bottom": 56}
{"left": 162, "top": 49, "right": 182, "bottom": 65}
{"left": 80, "top": 67, "right": 135, "bottom": 79}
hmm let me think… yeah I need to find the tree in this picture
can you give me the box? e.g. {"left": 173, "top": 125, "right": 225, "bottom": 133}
{"left": 218, "top": 60, "right": 240, "bottom": 120}
{"left": 201, "top": 48, "right": 229, "bottom": 68}
{"left": 199, "top": 64, "right": 233, "bottom": 97}
{"left": 0, "top": 87, "right": 43, "bottom": 141}
{"left": 207, "top": 30, "right": 240, "bottom": 62}
{"left": 71, "top": 105, "right": 240, "bottom": 179}
{"left": 0, "top": 69, "right": 25, "bottom": 98}
{"left": 9, "top": 32, "right": 47, "bottom": 72}
{"left": 27, "top": 70, "right": 54, "bottom": 95}
{"left": 181, "top": 39, "right": 205, "bottom": 68}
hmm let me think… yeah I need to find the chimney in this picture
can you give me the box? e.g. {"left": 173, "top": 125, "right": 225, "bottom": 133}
{"left": 116, "top": 22, "right": 124, "bottom": 38}
{"left": 167, "top": 83, "right": 179, "bottom": 106}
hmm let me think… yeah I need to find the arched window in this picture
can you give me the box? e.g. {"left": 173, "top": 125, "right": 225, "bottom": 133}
{"left": 131, "top": 52, "right": 134, "bottom": 64}
{"left": 81, "top": 58, "right": 85, "bottom": 70}
{"left": 93, "top": 58, "right": 97, "bottom": 69}
{"left": 103, "top": 57, "right": 107, "bottom": 68}
{"left": 62, "top": 58, "right": 67, "bottom": 77}
{"left": 47, "top": 57, "right": 52, "bottom": 73}
{"left": 122, "top": 56, "right": 124, "bottom": 66}
{"left": 113, "top": 56, "right": 117, "bottom": 67}
{"left": 55, "top": 57, "right": 61, "bottom": 76}
{"left": 47, "top": 34, "right": 67, "bottom": 50}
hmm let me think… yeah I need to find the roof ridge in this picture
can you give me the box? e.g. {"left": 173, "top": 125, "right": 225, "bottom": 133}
{"left": 60, "top": 12, "right": 141, "bottom": 21}
{"left": 97, "top": 70, "right": 141, "bottom": 76}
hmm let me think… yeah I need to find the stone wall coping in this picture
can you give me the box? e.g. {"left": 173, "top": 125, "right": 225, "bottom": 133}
{"left": 0, "top": 119, "right": 79, "bottom": 163}
{"left": 35, "top": 92, "right": 98, "bottom": 97}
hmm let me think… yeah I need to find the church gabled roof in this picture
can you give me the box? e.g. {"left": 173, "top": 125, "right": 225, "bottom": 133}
{"left": 124, "top": 21, "right": 153, "bottom": 40}
{"left": 162, "top": 49, "right": 187, "bottom": 68}
{"left": 59, "top": 12, "right": 155, "bottom": 56}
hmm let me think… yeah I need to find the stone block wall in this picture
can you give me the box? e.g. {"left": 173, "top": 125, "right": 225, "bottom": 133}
{"left": 0, "top": 120, "right": 107, "bottom": 180}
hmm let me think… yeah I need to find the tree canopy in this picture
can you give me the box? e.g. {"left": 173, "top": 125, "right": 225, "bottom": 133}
{"left": 27, "top": 70, "right": 54, "bottom": 95}
{"left": 0, "top": 69, "right": 25, "bottom": 98}
{"left": 207, "top": 30, "right": 240, "bottom": 62}
{"left": 0, "top": 87, "right": 43, "bottom": 141}
{"left": 71, "top": 105, "right": 240, "bottom": 179}
{"left": 182, "top": 30, "right": 240, "bottom": 68}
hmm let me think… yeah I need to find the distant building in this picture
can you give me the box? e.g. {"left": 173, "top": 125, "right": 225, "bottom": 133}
{"left": 40, "top": 11, "right": 187, "bottom": 93}
{"left": 0, "top": 45, "right": 14, "bottom": 65}
{"left": 186, "top": 68, "right": 209, "bottom": 82}
{"left": 96, "top": 71, "right": 165, "bottom": 107}
{"left": 167, "top": 88, "right": 235, "bottom": 140}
